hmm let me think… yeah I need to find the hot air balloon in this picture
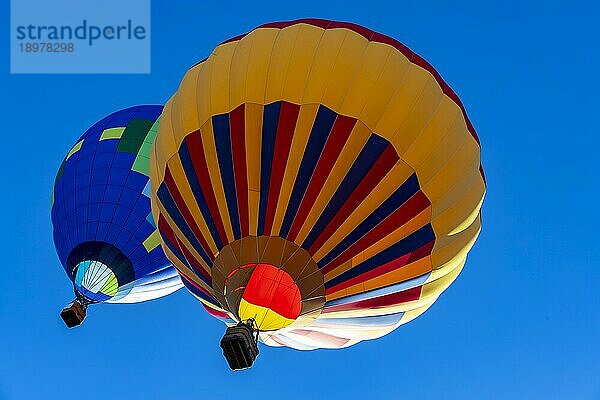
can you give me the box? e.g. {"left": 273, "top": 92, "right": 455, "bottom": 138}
{"left": 150, "top": 19, "right": 485, "bottom": 369}
{"left": 52, "top": 105, "right": 182, "bottom": 327}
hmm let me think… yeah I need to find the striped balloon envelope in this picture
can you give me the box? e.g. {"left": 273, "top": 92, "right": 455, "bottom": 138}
{"left": 52, "top": 105, "right": 182, "bottom": 305}
{"left": 150, "top": 19, "right": 485, "bottom": 350}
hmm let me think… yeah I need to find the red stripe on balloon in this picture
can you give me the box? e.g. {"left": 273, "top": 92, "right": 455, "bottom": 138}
{"left": 287, "top": 115, "right": 356, "bottom": 242}
{"left": 230, "top": 104, "right": 250, "bottom": 237}
{"left": 175, "top": 236, "right": 211, "bottom": 284}
{"left": 263, "top": 102, "right": 300, "bottom": 234}
{"left": 308, "top": 145, "right": 399, "bottom": 255}
{"left": 157, "top": 214, "right": 211, "bottom": 283}
{"left": 178, "top": 270, "right": 216, "bottom": 300}
{"left": 322, "top": 286, "right": 422, "bottom": 313}
{"left": 320, "top": 191, "right": 430, "bottom": 275}
{"left": 325, "top": 240, "right": 434, "bottom": 295}
{"left": 185, "top": 131, "right": 229, "bottom": 246}
{"left": 163, "top": 166, "right": 214, "bottom": 261}
{"left": 202, "top": 303, "right": 230, "bottom": 320}
{"left": 157, "top": 215, "right": 181, "bottom": 261}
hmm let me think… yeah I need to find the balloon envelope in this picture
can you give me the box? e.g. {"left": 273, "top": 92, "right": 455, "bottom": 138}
{"left": 151, "top": 19, "right": 485, "bottom": 349}
{"left": 52, "top": 105, "right": 182, "bottom": 304}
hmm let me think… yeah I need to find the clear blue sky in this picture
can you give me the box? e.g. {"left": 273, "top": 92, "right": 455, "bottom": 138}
{"left": 1, "top": 1, "right": 598, "bottom": 399}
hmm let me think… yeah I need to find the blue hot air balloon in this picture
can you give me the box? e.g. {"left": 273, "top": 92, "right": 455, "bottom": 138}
{"left": 51, "top": 105, "right": 182, "bottom": 327}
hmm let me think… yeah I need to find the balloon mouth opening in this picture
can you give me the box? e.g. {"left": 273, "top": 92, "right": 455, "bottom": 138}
{"left": 74, "top": 259, "right": 118, "bottom": 301}
{"left": 231, "top": 263, "right": 302, "bottom": 331}
{"left": 67, "top": 241, "right": 135, "bottom": 303}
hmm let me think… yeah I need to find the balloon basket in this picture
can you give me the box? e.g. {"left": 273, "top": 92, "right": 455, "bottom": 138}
{"left": 60, "top": 299, "right": 87, "bottom": 328}
{"left": 220, "top": 320, "right": 259, "bottom": 370}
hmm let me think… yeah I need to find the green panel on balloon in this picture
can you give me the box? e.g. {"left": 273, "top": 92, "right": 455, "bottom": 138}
{"left": 117, "top": 118, "right": 155, "bottom": 155}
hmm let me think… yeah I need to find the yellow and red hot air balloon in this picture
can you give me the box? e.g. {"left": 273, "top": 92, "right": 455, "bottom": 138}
{"left": 150, "top": 19, "right": 485, "bottom": 366}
